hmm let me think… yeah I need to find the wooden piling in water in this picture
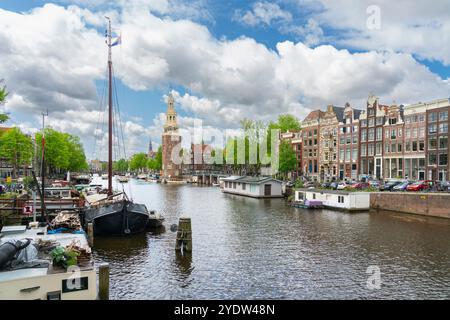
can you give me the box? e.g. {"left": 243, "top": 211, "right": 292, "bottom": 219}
{"left": 175, "top": 217, "right": 192, "bottom": 252}
{"left": 87, "top": 223, "right": 94, "bottom": 247}
{"left": 98, "top": 262, "right": 110, "bottom": 300}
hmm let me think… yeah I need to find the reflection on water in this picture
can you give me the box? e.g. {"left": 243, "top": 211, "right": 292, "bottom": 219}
{"left": 92, "top": 178, "right": 450, "bottom": 300}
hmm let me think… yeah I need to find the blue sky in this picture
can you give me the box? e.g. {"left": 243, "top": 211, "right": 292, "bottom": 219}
{"left": 1, "top": 0, "right": 449, "bottom": 159}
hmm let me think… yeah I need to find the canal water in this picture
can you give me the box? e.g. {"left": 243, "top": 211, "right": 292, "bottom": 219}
{"left": 92, "top": 178, "right": 450, "bottom": 299}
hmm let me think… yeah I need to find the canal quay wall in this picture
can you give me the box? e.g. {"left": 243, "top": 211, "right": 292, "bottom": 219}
{"left": 370, "top": 192, "right": 450, "bottom": 219}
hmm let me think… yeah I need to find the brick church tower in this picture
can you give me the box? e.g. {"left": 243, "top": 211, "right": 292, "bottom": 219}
{"left": 162, "top": 92, "right": 182, "bottom": 181}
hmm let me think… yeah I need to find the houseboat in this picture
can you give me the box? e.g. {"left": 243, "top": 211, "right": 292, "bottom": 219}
{"left": 222, "top": 176, "right": 283, "bottom": 198}
{"left": 294, "top": 189, "right": 370, "bottom": 211}
{"left": 0, "top": 223, "right": 98, "bottom": 300}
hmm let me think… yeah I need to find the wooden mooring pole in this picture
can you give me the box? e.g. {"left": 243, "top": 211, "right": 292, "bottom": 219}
{"left": 87, "top": 223, "right": 94, "bottom": 247}
{"left": 98, "top": 262, "right": 110, "bottom": 300}
{"left": 175, "top": 217, "right": 192, "bottom": 253}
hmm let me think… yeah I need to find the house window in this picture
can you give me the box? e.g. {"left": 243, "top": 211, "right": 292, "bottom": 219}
{"left": 439, "top": 153, "right": 448, "bottom": 166}
{"left": 429, "top": 138, "right": 437, "bottom": 150}
{"left": 376, "top": 142, "right": 382, "bottom": 155}
{"left": 360, "top": 144, "right": 366, "bottom": 156}
{"left": 419, "top": 140, "right": 425, "bottom": 151}
{"left": 391, "top": 129, "right": 396, "bottom": 139}
{"left": 361, "top": 129, "right": 367, "bottom": 141}
{"left": 419, "top": 128, "right": 425, "bottom": 138}
{"left": 439, "top": 136, "right": 448, "bottom": 149}
{"left": 340, "top": 149, "right": 345, "bottom": 161}
{"left": 376, "top": 117, "right": 384, "bottom": 125}
{"left": 439, "top": 111, "right": 448, "bottom": 121}
{"left": 429, "top": 124, "right": 437, "bottom": 134}
{"left": 368, "top": 143, "right": 374, "bottom": 156}
{"left": 368, "top": 128, "right": 375, "bottom": 141}
{"left": 346, "top": 149, "right": 351, "bottom": 162}
{"left": 406, "top": 129, "right": 410, "bottom": 138}
{"left": 428, "top": 112, "right": 438, "bottom": 122}
{"left": 352, "top": 149, "right": 358, "bottom": 161}
{"left": 439, "top": 123, "right": 448, "bottom": 133}
{"left": 368, "top": 118, "right": 374, "bottom": 127}
{"left": 405, "top": 142, "right": 410, "bottom": 152}
{"left": 376, "top": 127, "right": 382, "bottom": 141}
{"left": 412, "top": 141, "right": 418, "bottom": 152}
{"left": 429, "top": 153, "right": 437, "bottom": 165}
{"left": 412, "top": 128, "right": 417, "bottom": 138}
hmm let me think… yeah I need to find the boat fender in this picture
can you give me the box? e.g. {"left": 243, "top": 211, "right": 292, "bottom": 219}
{"left": 170, "top": 224, "right": 178, "bottom": 232}
{"left": 0, "top": 239, "right": 31, "bottom": 269}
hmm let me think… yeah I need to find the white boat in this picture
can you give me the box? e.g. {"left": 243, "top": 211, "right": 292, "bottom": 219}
{"left": 117, "top": 176, "right": 129, "bottom": 183}
{"left": 101, "top": 174, "right": 108, "bottom": 180}
{"left": 0, "top": 224, "right": 98, "bottom": 300}
{"left": 137, "top": 174, "right": 147, "bottom": 180}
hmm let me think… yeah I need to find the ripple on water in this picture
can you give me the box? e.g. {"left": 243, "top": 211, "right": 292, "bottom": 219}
{"left": 92, "top": 179, "right": 450, "bottom": 299}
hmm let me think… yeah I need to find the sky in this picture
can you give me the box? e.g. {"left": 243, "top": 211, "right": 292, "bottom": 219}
{"left": 0, "top": 0, "right": 449, "bottom": 160}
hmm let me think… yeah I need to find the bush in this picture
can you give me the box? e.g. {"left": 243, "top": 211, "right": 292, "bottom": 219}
{"left": 294, "top": 179, "right": 304, "bottom": 189}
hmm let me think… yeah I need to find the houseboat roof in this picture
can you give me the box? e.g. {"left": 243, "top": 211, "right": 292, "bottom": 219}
{"left": 223, "top": 176, "right": 282, "bottom": 184}
{"left": 296, "top": 188, "right": 370, "bottom": 196}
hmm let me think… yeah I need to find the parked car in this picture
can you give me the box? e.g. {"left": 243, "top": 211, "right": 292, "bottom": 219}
{"left": 436, "top": 181, "right": 450, "bottom": 192}
{"left": 304, "top": 181, "right": 316, "bottom": 188}
{"left": 380, "top": 180, "right": 402, "bottom": 191}
{"left": 286, "top": 181, "right": 295, "bottom": 187}
{"left": 368, "top": 180, "right": 381, "bottom": 189}
{"left": 406, "top": 181, "right": 430, "bottom": 192}
{"left": 329, "top": 182, "right": 339, "bottom": 190}
{"left": 350, "top": 182, "right": 369, "bottom": 190}
{"left": 337, "top": 181, "right": 353, "bottom": 190}
{"left": 392, "top": 181, "right": 411, "bottom": 191}
{"left": 321, "top": 182, "right": 331, "bottom": 188}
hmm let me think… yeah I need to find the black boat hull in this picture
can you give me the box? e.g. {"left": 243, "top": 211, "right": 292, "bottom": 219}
{"left": 84, "top": 200, "right": 149, "bottom": 236}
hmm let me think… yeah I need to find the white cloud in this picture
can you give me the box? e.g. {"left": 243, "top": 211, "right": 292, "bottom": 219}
{"left": 1, "top": 1, "right": 449, "bottom": 161}
{"left": 234, "top": 1, "right": 292, "bottom": 27}
{"left": 290, "top": 0, "right": 450, "bottom": 65}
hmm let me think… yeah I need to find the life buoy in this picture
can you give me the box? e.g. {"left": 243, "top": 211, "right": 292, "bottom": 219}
{"left": 23, "top": 206, "right": 33, "bottom": 215}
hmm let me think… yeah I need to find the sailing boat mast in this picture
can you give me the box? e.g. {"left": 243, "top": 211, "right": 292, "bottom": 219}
{"left": 106, "top": 17, "right": 113, "bottom": 196}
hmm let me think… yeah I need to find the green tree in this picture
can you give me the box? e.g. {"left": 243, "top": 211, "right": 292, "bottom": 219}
{"left": 66, "top": 134, "right": 88, "bottom": 171}
{"left": 0, "top": 80, "right": 9, "bottom": 124}
{"left": 129, "top": 153, "right": 148, "bottom": 172}
{"left": 154, "top": 146, "right": 162, "bottom": 171}
{"left": 278, "top": 140, "right": 297, "bottom": 180}
{"left": 0, "top": 128, "right": 33, "bottom": 178}
{"left": 35, "top": 128, "right": 88, "bottom": 175}
{"left": 267, "top": 114, "right": 301, "bottom": 158}
{"left": 114, "top": 158, "right": 129, "bottom": 174}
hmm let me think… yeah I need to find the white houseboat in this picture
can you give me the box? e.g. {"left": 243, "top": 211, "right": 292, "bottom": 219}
{"left": 294, "top": 189, "right": 370, "bottom": 211}
{"left": 0, "top": 224, "right": 98, "bottom": 300}
{"left": 222, "top": 176, "right": 283, "bottom": 198}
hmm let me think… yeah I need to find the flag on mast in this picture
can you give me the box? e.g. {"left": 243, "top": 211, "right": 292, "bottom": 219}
{"left": 111, "top": 34, "right": 122, "bottom": 47}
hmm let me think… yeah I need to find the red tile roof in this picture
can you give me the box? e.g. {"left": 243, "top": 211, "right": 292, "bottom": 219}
{"left": 303, "top": 110, "right": 324, "bottom": 122}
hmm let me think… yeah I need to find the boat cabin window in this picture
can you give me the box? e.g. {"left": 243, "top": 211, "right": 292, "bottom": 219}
{"left": 313, "top": 193, "right": 316, "bottom": 199}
